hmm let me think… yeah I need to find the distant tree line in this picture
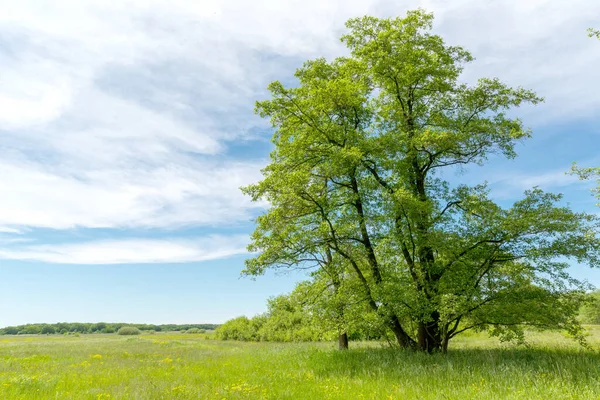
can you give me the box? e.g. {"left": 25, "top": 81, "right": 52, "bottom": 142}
{"left": 0, "top": 322, "right": 218, "bottom": 335}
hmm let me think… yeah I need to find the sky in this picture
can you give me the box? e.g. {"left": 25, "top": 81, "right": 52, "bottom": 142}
{"left": 0, "top": 0, "right": 599, "bottom": 327}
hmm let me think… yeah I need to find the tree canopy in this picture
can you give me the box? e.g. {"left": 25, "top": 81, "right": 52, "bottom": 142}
{"left": 243, "top": 10, "right": 600, "bottom": 352}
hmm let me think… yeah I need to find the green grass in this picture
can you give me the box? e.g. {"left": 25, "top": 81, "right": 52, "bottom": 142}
{"left": 2, "top": 329, "right": 600, "bottom": 399}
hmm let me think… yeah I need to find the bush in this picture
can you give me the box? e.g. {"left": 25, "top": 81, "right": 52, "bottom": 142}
{"left": 580, "top": 290, "right": 600, "bottom": 324}
{"left": 185, "top": 328, "right": 205, "bottom": 334}
{"left": 215, "top": 317, "right": 255, "bottom": 341}
{"left": 117, "top": 327, "right": 141, "bottom": 336}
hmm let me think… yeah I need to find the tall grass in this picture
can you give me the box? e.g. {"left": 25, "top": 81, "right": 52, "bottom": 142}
{"left": 1, "top": 328, "right": 599, "bottom": 399}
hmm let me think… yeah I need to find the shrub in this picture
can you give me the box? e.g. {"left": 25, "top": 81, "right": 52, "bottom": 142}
{"left": 118, "top": 327, "right": 141, "bottom": 336}
{"left": 580, "top": 290, "right": 600, "bottom": 324}
{"left": 185, "top": 328, "right": 204, "bottom": 334}
{"left": 216, "top": 317, "right": 257, "bottom": 341}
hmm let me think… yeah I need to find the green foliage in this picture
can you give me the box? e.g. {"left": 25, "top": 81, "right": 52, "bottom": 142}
{"left": 588, "top": 28, "right": 600, "bottom": 39}
{"left": 117, "top": 327, "right": 141, "bottom": 336}
{"left": 40, "top": 325, "right": 56, "bottom": 335}
{"left": 215, "top": 317, "right": 257, "bottom": 341}
{"left": 579, "top": 290, "right": 600, "bottom": 324}
{"left": 19, "top": 325, "right": 41, "bottom": 335}
{"left": 218, "top": 281, "right": 387, "bottom": 344}
{"left": 258, "top": 294, "right": 326, "bottom": 342}
{"left": 244, "top": 10, "right": 600, "bottom": 352}
{"left": 1, "top": 327, "right": 19, "bottom": 335}
{"left": 185, "top": 328, "right": 206, "bottom": 334}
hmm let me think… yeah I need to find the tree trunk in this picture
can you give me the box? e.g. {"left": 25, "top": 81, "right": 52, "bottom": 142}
{"left": 390, "top": 316, "right": 416, "bottom": 349}
{"left": 338, "top": 332, "right": 349, "bottom": 350}
{"left": 417, "top": 311, "right": 442, "bottom": 353}
{"left": 441, "top": 334, "right": 449, "bottom": 354}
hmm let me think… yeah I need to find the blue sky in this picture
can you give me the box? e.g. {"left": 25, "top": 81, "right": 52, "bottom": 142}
{"left": 0, "top": 0, "right": 599, "bottom": 327}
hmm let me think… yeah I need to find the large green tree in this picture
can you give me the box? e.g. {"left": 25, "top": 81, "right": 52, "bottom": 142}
{"left": 243, "top": 10, "right": 600, "bottom": 352}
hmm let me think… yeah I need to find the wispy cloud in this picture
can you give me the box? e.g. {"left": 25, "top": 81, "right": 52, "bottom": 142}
{"left": 497, "top": 170, "right": 580, "bottom": 191}
{"left": 0, "top": 235, "right": 250, "bottom": 264}
{"left": 474, "top": 168, "right": 596, "bottom": 203}
{"left": 0, "top": 227, "right": 23, "bottom": 234}
{"left": 1, "top": 0, "right": 599, "bottom": 261}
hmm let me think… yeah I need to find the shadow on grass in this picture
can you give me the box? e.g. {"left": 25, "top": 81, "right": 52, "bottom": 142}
{"left": 306, "top": 346, "right": 600, "bottom": 384}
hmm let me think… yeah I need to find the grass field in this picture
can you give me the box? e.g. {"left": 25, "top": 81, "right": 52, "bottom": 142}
{"left": 2, "top": 329, "right": 600, "bottom": 399}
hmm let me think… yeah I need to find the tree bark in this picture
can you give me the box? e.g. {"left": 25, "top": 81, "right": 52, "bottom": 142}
{"left": 390, "top": 315, "right": 416, "bottom": 349}
{"left": 417, "top": 311, "right": 442, "bottom": 353}
{"left": 338, "top": 332, "right": 349, "bottom": 350}
{"left": 441, "top": 333, "right": 449, "bottom": 354}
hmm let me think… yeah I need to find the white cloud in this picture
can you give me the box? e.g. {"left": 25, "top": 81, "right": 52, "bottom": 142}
{"left": 474, "top": 168, "right": 594, "bottom": 202}
{"left": 0, "top": 0, "right": 599, "bottom": 246}
{"left": 0, "top": 235, "right": 250, "bottom": 264}
{"left": 0, "top": 157, "right": 263, "bottom": 230}
{"left": 514, "top": 171, "right": 580, "bottom": 189}
{"left": 0, "top": 227, "right": 23, "bottom": 234}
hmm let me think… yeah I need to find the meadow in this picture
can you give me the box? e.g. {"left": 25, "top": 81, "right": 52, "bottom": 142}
{"left": 2, "top": 329, "right": 600, "bottom": 399}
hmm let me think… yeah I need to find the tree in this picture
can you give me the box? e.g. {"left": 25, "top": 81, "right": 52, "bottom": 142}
{"left": 40, "top": 325, "right": 56, "bottom": 334}
{"left": 91, "top": 322, "right": 107, "bottom": 332}
{"left": 588, "top": 28, "right": 600, "bottom": 39}
{"left": 243, "top": 10, "right": 600, "bottom": 352}
{"left": 20, "top": 325, "right": 41, "bottom": 335}
{"left": 1, "top": 326, "right": 19, "bottom": 335}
